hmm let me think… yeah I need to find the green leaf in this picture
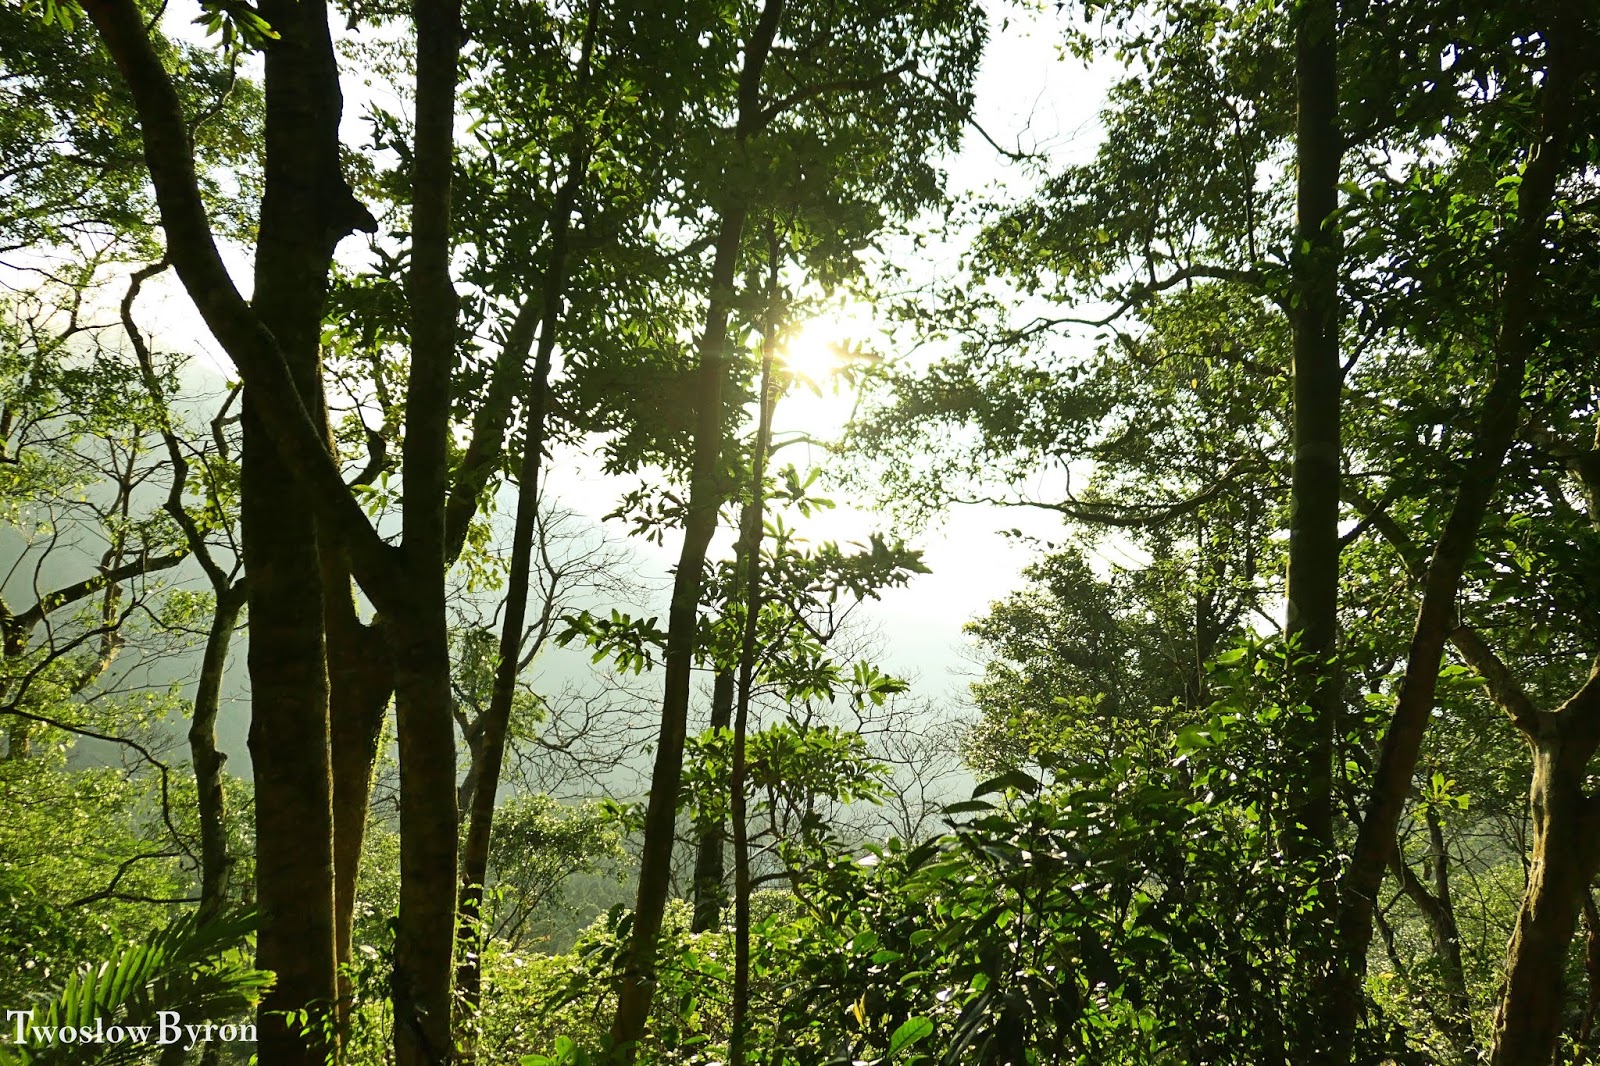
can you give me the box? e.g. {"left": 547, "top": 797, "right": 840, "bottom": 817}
{"left": 888, "top": 1017, "right": 934, "bottom": 1056}
{"left": 972, "top": 769, "right": 1039, "bottom": 798}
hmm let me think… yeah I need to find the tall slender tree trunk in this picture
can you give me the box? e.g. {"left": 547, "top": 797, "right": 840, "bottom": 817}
{"left": 126, "top": 257, "right": 242, "bottom": 934}
{"left": 192, "top": 581, "right": 246, "bottom": 924}
{"left": 609, "top": 204, "right": 745, "bottom": 1066}
{"left": 1285, "top": 0, "right": 1341, "bottom": 828}
{"left": 242, "top": 367, "right": 337, "bottom": 1066}
{"left": 453, "top": 371, "right": 549, "bottom": 1027}
{"left": 1284, "top": 0, "right": 1342, "bottom": 1056}
{"left": 690, "top": 671, "right": 735, "bottom": 932}
{"left": 455, "top": 6, "right": 598, "bottom": 1020}
{"left": 608, "top": 3, "right": 784, "bottom": 1060}
{"left": 729, "top": 249, "right": 779, "bottom": 1066}
{"left": 389, "top": 0, "right": 463, "bottom": 1059}
{"left": 1330, "top": 11, "right": 1582, "bottom": 1061}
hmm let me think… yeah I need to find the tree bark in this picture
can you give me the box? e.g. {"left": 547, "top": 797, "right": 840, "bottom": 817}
{"left": 390, "top": 0, "right": 464, "bottom": 1059}
{"left": 608, "top": 4, "right": 784, "bottom": 1058}
{"left": 243, "top": 0, "right": 366, "bottom": 1056}
{"left": 326, "top": 596, "right": 393, "bottom": 1022}
{"left": 1285, "top": 0, "right": 1342, "bottom": 1056}
{"left": 94, "top": 23, "right": 375, "bottom": 1057}
{"left": 1490, "top": 669, "right": 1600, "bottom": 1066}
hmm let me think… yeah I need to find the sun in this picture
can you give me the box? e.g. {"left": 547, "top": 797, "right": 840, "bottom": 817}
{"left": 775, "top": 300, "right": 881, "bottom": 390}
{"left": 778, "top": 318, "right": 847, "bottom": 388}
{"left": 763, "top": 302, "right": 884, "bottom": 439}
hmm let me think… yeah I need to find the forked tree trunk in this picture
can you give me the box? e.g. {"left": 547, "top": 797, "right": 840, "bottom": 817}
{"left": 244, "top": 0, "right": 362, "bottom": 1055}
{"left": 76, "top": 0, "right": 466, "bottom": 1059}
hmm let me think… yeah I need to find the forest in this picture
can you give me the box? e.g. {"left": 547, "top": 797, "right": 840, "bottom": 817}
{"left": 1, "top": 0, "right": 1598, "bottom": 1063}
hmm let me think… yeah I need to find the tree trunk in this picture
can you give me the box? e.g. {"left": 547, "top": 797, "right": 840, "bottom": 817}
{"left": 1285, "top": 0, "right": 1342, "bottom": 1055}
{"left": 729, "top": 254, "right": 779, "bottom": 1066}
{"left": 690, "top": 670, "right": 735, "bottom": 932}
{"left": 389, "top": 621, "right": 458, "bottom": 1066}
{"left": 77, "top": 4, "right": 466, "bottom": 1060}
{"left": 389, "top": 0, "right": 463, "bottom": 1059}
{"left": 453, "top": 378, "right": 548, "bottom": 1027}
{"left": 1490, "top": 732, "right": 1600, "bottom": 1066}
{"left": 609, "top": 207, "right": 743, "bottom": 1066}
{"left": 455, "top": 4, "right": 598, "bottom": 1028}
{"left": 608, "top": 3, "right": 784, "bottom": 1060}
{"left": 192, "top": 581, "right": 246, "bottom": 924}
{"left": 243, "top": 405, "right": 337, "bottom": 1066}
{"left": 327, "top": 603, "right": 393, "bottom": 1022}
{"left": 244, "top": 0, "right": 359, "bottom": 1056}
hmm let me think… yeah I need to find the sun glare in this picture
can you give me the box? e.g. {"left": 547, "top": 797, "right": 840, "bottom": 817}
{"left": 776, "top": 301, "right": 879, "bottom": 389}
{"left": 778, "top": 319, "right": 846, "bottom": 387}
{"left": 764, "top": 302, "right": 883, "bottom": 438}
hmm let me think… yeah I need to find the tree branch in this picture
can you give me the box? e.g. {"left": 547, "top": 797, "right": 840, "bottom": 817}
{"left": 80, "top": 0, "right": 400, "bottom": 602}
{"left": 1337, "top": 10, "right": 1584, "bottom": 975}
{"left": 12, "top": 549, "right": 188, "bottom": 634}
{"left": 1345, "top": 488, "right": 1543, "bottom": 734}
{"left": 757, "top": 61, "right": 914, "bottom": 129}
{"left": 951, "top": 459, "right": 1263, "bottom": 530}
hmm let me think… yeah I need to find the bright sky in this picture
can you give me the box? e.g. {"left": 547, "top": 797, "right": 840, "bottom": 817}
{"left": 540, "top": 5, "right": 1118, "bottom": 705}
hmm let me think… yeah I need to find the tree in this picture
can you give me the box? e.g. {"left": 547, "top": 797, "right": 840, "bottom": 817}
{"left": 961, "top": 541, "right": 1255, "bottom": 774}
{"left": 608, "top": 0, "right": 984, "bottom": 1056}
{"left": 57, "top": 0, "right": 467, "bottom": 1055}
{"left": 859, "top": 0, "right": 1600, "bottom": 1059}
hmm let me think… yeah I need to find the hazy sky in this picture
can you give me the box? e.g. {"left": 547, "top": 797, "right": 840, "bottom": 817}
{"left": 537, "top": 5, "right": 1119, "bottom": 706}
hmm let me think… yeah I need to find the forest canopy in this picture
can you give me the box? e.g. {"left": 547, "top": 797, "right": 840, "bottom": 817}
{"left": 1, "top": 0, "right": 1598, "bottom": 1065}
